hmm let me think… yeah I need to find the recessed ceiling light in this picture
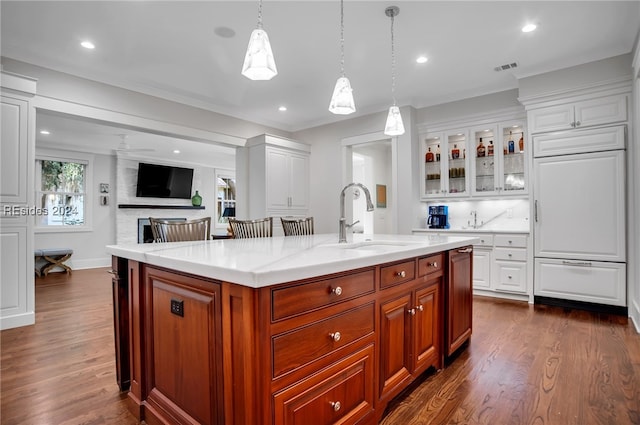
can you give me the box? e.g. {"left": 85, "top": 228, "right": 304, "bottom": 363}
{"left": 81, "top": 40, "right": 95, "bottom": 49}
{"left": 278, "top": 106, "right": 287, "bottom": 112}
{"left": 173, "top": 150, "right": 181, "bottom": 154}
{"left": 40, "top": 130, "right": 50, "bottom": 135}
{"left": 416, "top": 56, "right": 428, "bottom": 64}
{"left": 522, "top": 24, "right": 537, "bottom": 33}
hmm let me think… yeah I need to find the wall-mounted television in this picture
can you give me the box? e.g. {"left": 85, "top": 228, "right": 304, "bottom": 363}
{"left": 136, "top": 162, "right": 194, "bottom": 199}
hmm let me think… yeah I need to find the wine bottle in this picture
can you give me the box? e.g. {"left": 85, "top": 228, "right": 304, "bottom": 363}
{"left": 487, "top": 140, "right": 494, "bottom": 156}
{"left": 436, "top": 144, "right": 441, "bottom": 161}
{"left": 507, "top": 131, "right": 515, "bottom": 154}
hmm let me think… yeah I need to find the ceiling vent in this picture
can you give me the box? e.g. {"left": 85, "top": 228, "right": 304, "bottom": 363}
{"left": 494, "top": 62, "right": 518, "bottom": 72}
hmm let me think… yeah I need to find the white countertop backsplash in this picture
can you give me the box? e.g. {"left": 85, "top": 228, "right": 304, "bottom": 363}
{"left": 106, "top": 233, "right": 478, "bottom": 288}
{"left": 419, "top": 198, "right": 531, "bottom": 234}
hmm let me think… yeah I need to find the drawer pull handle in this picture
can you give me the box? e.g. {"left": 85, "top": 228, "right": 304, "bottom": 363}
{"left": 416, "top": 304, "right": 424, "bottom": 312}
{"left": 562, "top": 260, "right": 592, "bottom": 267}
{"left": 508, "top": 253, "right": 512, "bottom": 257}
{"left": 508, "top": 275, "right": 513, "bottom": 279}
{"left": 330, "top": 401, "right": 341, "bottom": 412}
{"left": 331, "top": 286, "right": 343, "bottom": 296}
{"left": 407, "top": 308, "right": 416, "bottom": 316}
{"left": 428, "top": 261, "right": 438, "bottom": 268}
{"left": 329, "top": 332, "right": 341, "bottom": 342}
{"left": 396, "top": 271, "right": 406, "bottom": 278}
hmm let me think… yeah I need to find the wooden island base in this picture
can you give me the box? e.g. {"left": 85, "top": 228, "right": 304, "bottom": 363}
{"left": 111, "top": 246, "right": 472, "bottom": 425}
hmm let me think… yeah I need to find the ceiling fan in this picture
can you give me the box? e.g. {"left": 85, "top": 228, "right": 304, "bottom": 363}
{"left": 115, "top": 134, "right": 155, "bottom": 154}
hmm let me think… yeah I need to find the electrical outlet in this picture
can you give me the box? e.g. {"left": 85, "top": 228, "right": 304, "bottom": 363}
{"left": 170, "top": 299, "right": 184, "bottom": 317}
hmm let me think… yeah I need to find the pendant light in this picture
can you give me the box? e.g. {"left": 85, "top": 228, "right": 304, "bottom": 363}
{"left": 242, "top": 0, "right": 277, "bottom": 80}
{"left": 383, "top": 6, "right": 405, "bottom": 136}
{"left": 328, "top": 0, "right": 356, "bottom": 115}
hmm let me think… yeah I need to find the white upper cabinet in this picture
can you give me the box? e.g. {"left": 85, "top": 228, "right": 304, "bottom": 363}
{"left": 528, "top": 93, "right": 627, "bottom": 134}
{"left": 242, "top": 134, "right": 310, "bottom": 222}
{"left": 421, "top": 130, "right": 470, "bottom": 199}
{"left": 420, "top": 110, "right": 528, "bottom": 200}
{"left": 1, "top": 95, "right": 29, "bottom": 205}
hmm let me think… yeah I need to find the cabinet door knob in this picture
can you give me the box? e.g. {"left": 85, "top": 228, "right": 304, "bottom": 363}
{"left": 329, "top": 332, "right": 341, "bottom": 342}
{"left": 331, "top": 286, "right": 343, "bottom": 296}
{"left": 407, "top": 308, "right": 416, "bottom": 316}
{"left": 416, "top": 304, "right": 424, "bottom": 312}
{"left": 428, "top": 261, "right": 438, "bottom": 268}
{"left": 508, "top": 240, "right": 513, "bottom": 244}
{"left": 508, "top": 253, "right": 513, "bottom": 257}
{"left": 508, "top": 275, "right": 513, "bottom": 279}
{"left": 396, "top": 271, "right": 406, "bottom": 278}
{"left": 330, "top": 401, "right": 341, "bottom": 412}
{"left": 575, "top": 121, "right": 581, "bottom": 127}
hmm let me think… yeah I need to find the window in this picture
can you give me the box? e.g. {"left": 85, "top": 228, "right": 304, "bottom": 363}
{"left": 215, "top": 171, "right": 235, "bottom": 230}
{"left": 35, "top": 156, "right": 90, "bottom": 229}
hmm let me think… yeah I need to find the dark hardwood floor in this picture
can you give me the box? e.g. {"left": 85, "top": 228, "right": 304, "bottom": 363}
{"left": 1, "top": 269, "right": 639, "bottom": 425}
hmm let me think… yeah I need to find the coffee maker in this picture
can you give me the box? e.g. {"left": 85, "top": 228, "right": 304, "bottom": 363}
{"left": 427, "top": 205, "right": 449, "bottom": 229}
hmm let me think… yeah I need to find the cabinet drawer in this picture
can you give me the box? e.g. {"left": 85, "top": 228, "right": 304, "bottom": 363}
{"left": 273, "top": 344, "right": 374, "bottom": 425}
{"left": 272, "top": 269, "right": 375, "bottom": 321}
{"left": 418, "top": 253, "right": 444, "bottom": 277}
{"left": 494, "top": 234, "right": 527, "bottom": 248}
{"left": 272, "top": 304, "right": 374, "bottom": 378}
{"left": 495, "top": 261, "right": 527, "bottom": 293}
{"left": 494, "top": 247, "right": 527, "bottom": 262}
{"left": 380, "top": 260, "right": 415, "bottom": 289}
{"left": 473, "top": 234, "right": 494, "bottom": 247}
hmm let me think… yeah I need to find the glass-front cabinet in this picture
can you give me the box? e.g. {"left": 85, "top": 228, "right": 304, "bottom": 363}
{"left": 470, "top": 121, "right": 527, "bottom": 196}
{"left": 420, "top": 114, "right": 527, "bottom": 200}
{"left": 422, "top": 130, "right": 469, "bottom": 198}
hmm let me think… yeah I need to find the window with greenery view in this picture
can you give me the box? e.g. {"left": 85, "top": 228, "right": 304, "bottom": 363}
{"left": 36, "top": 159, "right": 86, "bottom": 227}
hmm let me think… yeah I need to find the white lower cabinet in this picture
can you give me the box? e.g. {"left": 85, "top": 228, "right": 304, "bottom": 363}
{"left": 534, "top": 258, "right": 626, "bottom": 307}
{"left": 472, "top": 248, "right": 492, "bottom": 290}
{"left": 446, "top": 232, "right": 530, "bottom": 300}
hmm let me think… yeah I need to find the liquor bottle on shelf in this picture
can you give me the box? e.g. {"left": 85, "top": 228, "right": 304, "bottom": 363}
{"left": 487, "top": 140, "right": 494, "bottom": 156}
{"left": 507, "top": 131, "right": 515, "bottom": 154}
{"left": 425, "top": 147, "right": 434, "bottom": 162}
{"left": 451, "top": 144, "right": 460, "bottom": 159}
{"left": 436, "top": 144, "right": 441, "bottom": 161}
{"left": 518, "top": 134, "right": 524, "bottom": 152}
{"left": 477, "top": 138, "right": 486, "bottom": 157}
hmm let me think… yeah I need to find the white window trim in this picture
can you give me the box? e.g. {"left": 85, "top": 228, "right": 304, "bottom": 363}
{"left": 35, "top": 149, "right": 94, "bottom": 233}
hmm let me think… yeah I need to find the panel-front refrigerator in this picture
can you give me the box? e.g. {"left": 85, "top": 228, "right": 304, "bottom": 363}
{"left": 533, "top": 125, "right": 626, "bottom": 307}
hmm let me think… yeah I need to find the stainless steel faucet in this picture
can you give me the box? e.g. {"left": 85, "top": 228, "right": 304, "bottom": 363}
{"left": 339, "top": 183, "right": 374, "bottom": 243}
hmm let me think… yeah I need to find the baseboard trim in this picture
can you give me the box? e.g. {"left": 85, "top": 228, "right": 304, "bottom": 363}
{"left": 72, "top": 257, "right": 111, "bottom": 270}
{"left": 534, "top": 296, "right": 628, "bottom": 316}
{"left": 630, "top": 300, "right": 640, "bottom": 333}
{"left": 0, "top": 312, "right": 35, "bottom": 330}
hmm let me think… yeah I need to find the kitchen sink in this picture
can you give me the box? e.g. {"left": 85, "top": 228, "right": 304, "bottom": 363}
{"left": 317, "top": 240, "right": 422, "bottom": 252}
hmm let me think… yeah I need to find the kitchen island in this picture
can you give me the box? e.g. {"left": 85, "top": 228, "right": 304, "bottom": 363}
{"left": 107, "top": 233, "right": 476, "bottom": 425}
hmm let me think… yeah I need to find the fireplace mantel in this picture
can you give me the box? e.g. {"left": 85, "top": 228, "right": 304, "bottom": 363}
{"left": 118, "top": 204, "right": 205, "bottom": 210}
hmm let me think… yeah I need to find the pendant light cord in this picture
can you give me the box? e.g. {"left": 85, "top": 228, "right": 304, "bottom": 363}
{"left": 390, "top": 10, "right": 397, "bottom": 106}
{"left": 340, "top": 0, "right": 345, "bottom": 77}
{"left": 257, "top": 0, "right": 263, "bottom": 29}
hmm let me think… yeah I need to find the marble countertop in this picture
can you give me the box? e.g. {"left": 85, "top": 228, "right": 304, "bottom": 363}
{"left": 106, "top": 233, "right": 478, "bottom": 288}
{"left": 412, "top": 226, "right": 530, "bottom": 235}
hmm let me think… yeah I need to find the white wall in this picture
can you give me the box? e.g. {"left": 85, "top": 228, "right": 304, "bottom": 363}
{"left": 34, "top": 149, "right": 116, "bottom": 269}
{"left": 292, "top": 107, "right": 416, "bottom": 235}
{"left": 631, "top": 39, "right": 640, "bottom": 332}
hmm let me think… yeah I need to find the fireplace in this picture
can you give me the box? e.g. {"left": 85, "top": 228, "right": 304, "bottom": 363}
{"left": 138, "top": 218, "right": 186, "bottom": 243}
